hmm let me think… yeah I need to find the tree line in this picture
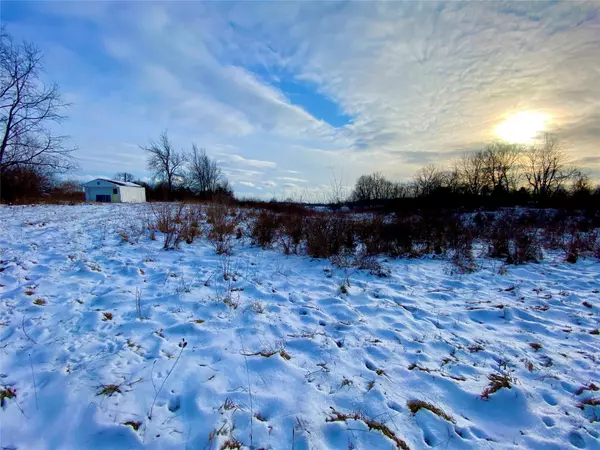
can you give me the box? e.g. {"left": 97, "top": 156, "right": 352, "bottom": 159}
{"left": 349, "top": 137, "right": 598, "bottom": 210}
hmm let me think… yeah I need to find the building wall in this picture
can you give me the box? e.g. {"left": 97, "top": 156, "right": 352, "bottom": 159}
{"left": 119, "top": 186, "right": 146, "bottom": 203}
{"left": 85, "top": 186, "right": 119, "bottom": 202}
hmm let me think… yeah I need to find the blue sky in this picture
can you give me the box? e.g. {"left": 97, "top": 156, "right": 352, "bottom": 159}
{"left": 4, "top": 1, "right": 600, "bottom": 199}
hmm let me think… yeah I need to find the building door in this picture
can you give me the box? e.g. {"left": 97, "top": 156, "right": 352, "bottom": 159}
{"left": 96, "top": 194, "right": 111, "bottom": 203}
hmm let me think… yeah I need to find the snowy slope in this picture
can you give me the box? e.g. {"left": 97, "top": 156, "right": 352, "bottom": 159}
{"left": 0, "top": 204, "right": 599, "bottom": 450}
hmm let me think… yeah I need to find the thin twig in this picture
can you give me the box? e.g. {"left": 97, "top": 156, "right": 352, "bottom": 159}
{"left": 150, "top": 360, "right": 158, "bottom": 395}
{"left": 21, "top": 315, "right": 37, "bottom": 345}
{"left": 240, "top": 337, "right": 253, "bottom": 448}
{"left": 148, "top": 339, "right": 186, "bottom": 419}
{"left": 135, "top": 287, "right": 142, "bottom": 319}
{"left": 29, "top": 354, "right": 38, "bottom": 411}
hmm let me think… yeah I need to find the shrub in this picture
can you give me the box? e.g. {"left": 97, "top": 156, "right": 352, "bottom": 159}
{"left": 379, "top": 216, "right": 416, "bottom": 257}
{"left": 304, "top": 215, "right": 355, "bottom": 259}
{"left": 207, "top": 202, "right": 236, "bottom": 254}
{"left": 446, "top": 215, "right": 477, "bottom": 273}
{"left": 249, "top": 210, "right": 280, "bottom": 248}
{"left": 150, "top": 202, "right": 186, "bottom": 250}
{"left": 279, "top": 213, "right": 304, "bottom": 254}
{"left": 509, "top": 228, "right": 542, "bottom": 264}
{"left": 180, "top": 205, "right": 203, "bottom": 244}
{"left": 487, "top": 213, "right": 513, "bottom": 259}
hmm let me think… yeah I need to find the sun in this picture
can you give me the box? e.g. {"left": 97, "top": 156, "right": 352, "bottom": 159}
{"left": 494, "top": 112, "right": 550, "bottom": 144}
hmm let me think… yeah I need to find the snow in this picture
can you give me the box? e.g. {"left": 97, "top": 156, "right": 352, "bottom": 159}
{"left": 1, "top": 203, "right": 599, "bottom": 450}
{"left": 83, "top": 178, "right": 143, "bottom": 188}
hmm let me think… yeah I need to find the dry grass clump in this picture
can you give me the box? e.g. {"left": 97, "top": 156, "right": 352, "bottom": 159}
{"left": 577, "top": 397, "right": 600, "bottom": 408}
{"left": 326, "top": 407, "right": 410, "bottom": 450}
{"left": 97, "top": 384, "right": 122, "bottom": 397}
{"left": 529, "top": 342, "right": 543, "bottom": 351}
{"left": 481, "top": 372, "right": 515, "bottom": 399}
{"left": 122, "top": 421, "right": 141, "bottom": 431}
{"left": 575, "top": 383, "right": 599, "bottom": 396}
{"left": 0, "top": 386, "right": 17, "bottom": 408}
{"left": 220, "top": 439, "right": 242, "bottom": 450}
{"left": 406, "top": 399, "right": 455, "bottom": 423}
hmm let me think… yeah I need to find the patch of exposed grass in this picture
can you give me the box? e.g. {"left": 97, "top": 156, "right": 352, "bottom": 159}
{"left": 33, "top": 298, "right": 47, "bottom": 306}
{"left": 577, "top": 398, "right": 600, "bottom": 409}
{"left": 481, "top": 373, "right": 515, "bottom": 399}
{"left": 407, "top": 362, "right": 432, "bottom": 373}
{"left": 575, "top": 383, "right": 599, "bottom": 396}
{"left": 326, "top": 407, "right": 410, "bottom": 450}
{"left": 406, "top": 399, "right": 455, "bottom": 423}
{"left": 220, "top": 439, "right": 242, "bottom": 450}
{"left": 582, "top": 301, "right": 593, "bottom": 308}
{"left": 254, "top": 412, "right": 267, "bottom": 422}
{"left": 0, "top": 386, "right": 17, "bottom": 408}
{"left": 468, "top": 344, "right": 484, "bottom": 353}
{"left": 241, "top": 349, "right": 291, "bottom": 360}
{"left": 529, "top": 342, "right": 542, "bottom": 351}
{"left": 97, "top": 384, "right": 122, "bottom": 397}
{"left": 122, "top": 421, "right": 141, "bottom": 431}
{"left": 591, "top": 329, "right": 599, "bottom": 335}
{"left": 24, "top": 290, "right": 35, "bottom": 296}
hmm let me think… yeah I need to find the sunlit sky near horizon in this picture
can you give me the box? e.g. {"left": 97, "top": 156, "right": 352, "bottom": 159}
{"left": 4, "top": 1, "right": 600, "bottom": 199}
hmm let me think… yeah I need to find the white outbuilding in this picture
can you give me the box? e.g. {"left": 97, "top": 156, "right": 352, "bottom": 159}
{"left": 82, "top": 178, "right": 146, "bottom": 203}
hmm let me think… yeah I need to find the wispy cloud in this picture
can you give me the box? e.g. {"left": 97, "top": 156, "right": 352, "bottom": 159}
{"left": 218, "top": 154, "right": 277, "bottom": 169}
{"left": 276, "top": 176, "right": 307, "bottom": 183}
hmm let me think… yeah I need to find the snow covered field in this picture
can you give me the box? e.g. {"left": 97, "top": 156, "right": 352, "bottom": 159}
{"left": 1, "top": 203, "right": 599, "bottom": 450}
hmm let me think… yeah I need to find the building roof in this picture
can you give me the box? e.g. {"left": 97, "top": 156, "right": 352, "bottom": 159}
{"left": 83, "top": 178, "right": 143, "bottom": 188}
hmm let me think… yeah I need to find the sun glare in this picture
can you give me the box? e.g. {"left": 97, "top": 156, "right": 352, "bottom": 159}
{"left": 495, "top": 112, "right": 550, "bottom": 144}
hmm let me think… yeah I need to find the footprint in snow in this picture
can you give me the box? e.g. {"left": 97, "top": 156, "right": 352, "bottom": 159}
{"left": 541, "top": 416, "right": 555, "bottom": 427}
{"left": 568, "top": 431, "right": 586, "bottom": 448}
{"left": 541, "top": 391, "right": 558, "bottom": 406}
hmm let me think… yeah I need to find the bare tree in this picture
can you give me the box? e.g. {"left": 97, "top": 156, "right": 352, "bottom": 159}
{"left": 327, "top": 168, "right": 348, "bottom": 205}
{"left": 351, "top": 172, "right": 406, "bottom": 202}
{"left": 524, "top": 134, "right": 579, "bottom": 200}
{"left": 455, "top": 151, "right": 487, "bottom": 196}
{"left": 483, "top": 142, "right": 522, "bottom": 193}
{"left": 140, "top": 130, "right": 187, "bottom": 195}
{"left": 1, "top": 29, "right": 75, "bottom": 199}
{"left": 414, "top": 164, "right": 446, "bottom": 197}
{"left": 114, "top": 172, "right": 136, "bottom": 183}
{"left": 187, "top": 144, "right": 223, "bottom": 197}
